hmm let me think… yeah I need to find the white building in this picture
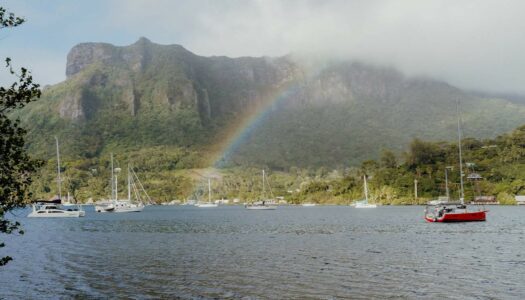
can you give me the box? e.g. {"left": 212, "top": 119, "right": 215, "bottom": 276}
{"left": 515, "top": 196, "right": 525, "bottom": 205}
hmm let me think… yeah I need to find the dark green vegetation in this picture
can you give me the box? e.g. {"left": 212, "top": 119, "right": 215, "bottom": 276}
{"left": 18, "top": 38, "right": 525, "bottom": 168}
{"left": 0, "top": 7, "right": 42, "bottom": 266}
{"left": 15, "top": 38, "right": 525, "bottom": 204}
{"left": 28, "top": 124, "right": 525, "bottom": 206}
{"left": 291, "top": 124, "right": 525, "bottom": 205}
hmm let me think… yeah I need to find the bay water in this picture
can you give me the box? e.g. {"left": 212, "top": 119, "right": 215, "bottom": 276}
{"left": 1, "top": 205, "right": 524, "bottom": 299}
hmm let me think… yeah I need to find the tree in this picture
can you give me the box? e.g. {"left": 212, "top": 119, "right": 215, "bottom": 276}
{"left": 380, "top": 149, "right": 397, "bottom": 168}
{"left": 1, "top": 7, "right": 42, "bottom": 266}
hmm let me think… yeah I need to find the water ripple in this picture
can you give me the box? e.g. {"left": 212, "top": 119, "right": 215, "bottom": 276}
{"left": 2, "top": 205, "right": 525, "bottom": 298}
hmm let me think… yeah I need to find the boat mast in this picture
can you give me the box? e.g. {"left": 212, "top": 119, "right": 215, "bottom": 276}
{"left": 115, "top": 173, "right": 118, "bottom": 201}
{"left": 363, "top": 175, "right": 369, "bottom": 203}
{"left": 456, "top": 99, "right": 465, "bottom": 204}
{"left": 262, "top": 169, "right": 266, "bottom": 199}
{"left": 128, "top": 165, "right": 131, "bottom": 201}
{"left": 208, "top": 178, "right": 211, "bottom": 203}
{"left": 445, "top": 167, "right": 450, "bottom": 200}
{"left": 55, "top": 136, "right": 62, "bottom": 201}
{"left": 111, "top": 153, "right": 115, "bottom": 200}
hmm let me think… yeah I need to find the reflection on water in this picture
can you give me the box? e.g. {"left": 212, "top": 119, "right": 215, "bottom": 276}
{"left": 1, "top": 206, "right": 525, "bottom": 298}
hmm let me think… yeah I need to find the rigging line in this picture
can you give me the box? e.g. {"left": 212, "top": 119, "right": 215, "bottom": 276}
{"left": 264, "top": 171, "right": 275, "bottom": 198}
{"left": 131, "top": 166, "right": 152, "bottom": 204}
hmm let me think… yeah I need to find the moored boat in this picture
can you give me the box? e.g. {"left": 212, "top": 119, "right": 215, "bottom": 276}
{"left": 245, "top": 201, "right": 277, "bottom": 210}
{"left": 96, "top": 154, "right": 150, "bottom": 213}
{"left": 28, "top": 203, "right": 82, "bottom": 218}
{"left": 95, "top": 201, "right": 115, "bottom": 212}
{"left": 245, "top": 170, "right": 277, "bottom": 210}
{"left": 425, "top": 203, "right": 486, "bottom": 222}
{"left": 354, "top": 175, "right": 377, "bottom": 208}
{"left": 30, "top": 137, "right": 85, "bottom": 217}
{"left": 424, "top": 99, "right": 488, "bottom": 223}
{"left": 195, "top": 178, "right": 218, "bottom": 208}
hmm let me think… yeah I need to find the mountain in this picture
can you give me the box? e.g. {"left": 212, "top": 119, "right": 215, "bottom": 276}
{"left": 18, "top": 38, "right": 525, "bottom": 169}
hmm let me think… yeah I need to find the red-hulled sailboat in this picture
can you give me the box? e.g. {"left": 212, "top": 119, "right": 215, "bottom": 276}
{"left": 424, "top": 203, "right": 486, "bottom": 222}
{"left": 424, "top": 99, "right": 488, "bottom": 223}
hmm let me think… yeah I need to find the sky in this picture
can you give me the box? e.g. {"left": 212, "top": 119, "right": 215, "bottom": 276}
{"left": 1, "top": 0, "right": 524, "bottom": 94}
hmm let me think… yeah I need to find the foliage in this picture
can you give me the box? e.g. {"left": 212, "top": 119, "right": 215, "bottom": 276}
{"left": 25, "top": 121, "right": 525, "bottom": 208}
{"left": 497, "top": 192, "right": 516, "bottom": 205}
{"left": 0, "top": 7, "right": 41, "bottom": 266}
{"left": 7, "top": 31, "right": 525, "bottom": 208}
{"left": 14, "top": 37, "right": 525, "bottom": 171}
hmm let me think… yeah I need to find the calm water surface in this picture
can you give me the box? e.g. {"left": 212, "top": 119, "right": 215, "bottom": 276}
{"left": 1, "top": 205, "right": 525, "bottom": 299}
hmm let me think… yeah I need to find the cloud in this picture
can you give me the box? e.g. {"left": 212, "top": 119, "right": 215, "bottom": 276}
{"left": 2, "top": 0, "right": 525, "bottom": 93}
{"left": 108, "top": 0, "right": 525, "bottom": 94}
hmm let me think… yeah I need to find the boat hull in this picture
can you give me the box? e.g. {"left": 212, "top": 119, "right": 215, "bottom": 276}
{"left": 113, "top": 204, "right": 144, "bottom": 213}
{"left": 28, "top": 210, "right": 81, "bottom": 218}
{"left": 195, "top": 203, "right": 218, "bottom": 208}
{"left": 425, "top": 210, "right": 487, "bottom": 222}
{"left": 96, "top": 200, "right": 144, "bottom": 213}
{"left": 355, "top": 203, "right": 377, "bottom": 208}
{"left": 245, "top": 205, "right": 277, "bottom": 210}
{"left": 95, "top": 204, "right": 115, "bottom": 212}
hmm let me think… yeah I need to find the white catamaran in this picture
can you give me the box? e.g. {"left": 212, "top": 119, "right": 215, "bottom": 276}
{"left": 28, "top": 137, "right": 84, "bottom": 217}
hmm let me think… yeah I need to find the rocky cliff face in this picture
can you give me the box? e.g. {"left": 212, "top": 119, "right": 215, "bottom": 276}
{"left": 20, "top": 38, "right": 525, "bottom": 167}
{"left": 61, "top": 37, "right": 299, "bottom": 123}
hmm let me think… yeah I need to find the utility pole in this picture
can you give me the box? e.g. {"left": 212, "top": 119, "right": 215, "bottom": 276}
{"left": 414, "top": 179, "right": 418, "bottom": 203}
{"left": 55, "top": 136, "right": 62, "bottom": 201}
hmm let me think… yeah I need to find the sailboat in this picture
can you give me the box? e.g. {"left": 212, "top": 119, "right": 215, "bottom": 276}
{"left": 424, "top": 100, "right": 487, "bottom": 222}
{"left": 95, "top": 154, "right": 150, "bottom": 213}
{"left": 245, "top": 170, "right": 277, "bottom": 210}
{"left": 354, "top": 175, "right": 377, "bottom": 208}
{"left": 195, "top": 178, "right": 218, "bottom": 208}
{"left": 28, "top": 137, "right": 84, "bottom": 217}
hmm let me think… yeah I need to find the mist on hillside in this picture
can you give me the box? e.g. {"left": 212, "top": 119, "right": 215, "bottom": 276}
{"left": 2, "top": 0, "right": 525, "bottom": 96}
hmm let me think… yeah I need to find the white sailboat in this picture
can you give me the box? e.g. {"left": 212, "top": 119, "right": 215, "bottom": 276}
{"left": 245, "top": 170, "right": 277, "bottom": 210}
{"left": 95, "top": 154, "right": 150, "bottom": 213}
{"left": 28, "top": 137, "right": 84, "bottom": 217}
{"left": 95, "top": 153, "right": 117, "bottom": 212}
{"left": 195, "top": 178, "right": 218, "bottom": 208}
{"left": 354, "top": 175, "right": 377, "bottom": 208}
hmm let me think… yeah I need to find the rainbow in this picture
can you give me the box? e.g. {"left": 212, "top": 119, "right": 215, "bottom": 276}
{"left": 205, "top": 79, "right": 300, "bottom": 168}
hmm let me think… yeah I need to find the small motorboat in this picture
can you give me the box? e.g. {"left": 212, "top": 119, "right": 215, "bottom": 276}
{"left": 301, "top": 203, "right": 317, "bottom": 207}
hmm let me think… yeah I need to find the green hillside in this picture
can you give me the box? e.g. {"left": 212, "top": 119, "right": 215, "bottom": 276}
{"left": 17, "top": 38, "right": 525, "bottom": 171}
